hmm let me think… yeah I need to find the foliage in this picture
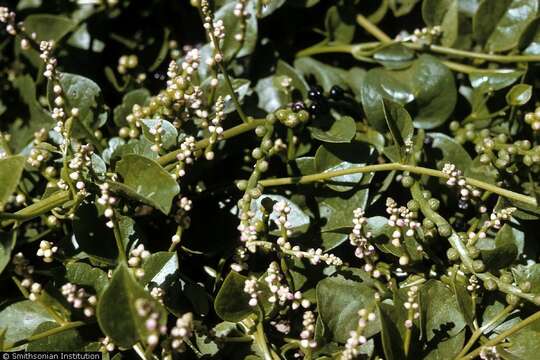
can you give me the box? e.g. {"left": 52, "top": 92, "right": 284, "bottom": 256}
{"left": 0, "top": 0, "right": 540, "bottom": 359}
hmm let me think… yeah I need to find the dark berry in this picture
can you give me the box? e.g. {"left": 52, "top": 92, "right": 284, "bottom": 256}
{"left": 292, "top": 101, "right": 305, "bottom": 112}
{"left": 309, "top": 102, "right": 320, "bottom": 115}
{"left": 329, "top": 85, "right": 344, "bottom": 100}
{"left": 308, "top": 85, "right": 323, "bottom": 100}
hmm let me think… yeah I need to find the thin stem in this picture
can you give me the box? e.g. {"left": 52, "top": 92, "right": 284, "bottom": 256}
{"left": 0, "top": 190, "right": 71, "bottom": 224}
{"left": 4, "top": 321, "right": 86, "bottom": 350}
{"left": 258, "top": 163, "right": 537, "bottom": 207}
{"left": 454, "top": 305, "right": 514, "bottom": 359}
{"left": 157, "top": 119, "right": 266, "bottom": 166}
{"left": 459, "top": 311, "right": 540, "bottom": 360}
{"left": 356, "top": 14, "right": 392, "bottom": 43}
{"left": 112, "top": 212, "right": 127, "bottom": 264}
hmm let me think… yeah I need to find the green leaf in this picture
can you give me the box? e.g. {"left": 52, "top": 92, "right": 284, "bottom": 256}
{"left": 26, "top": 321, "right": 84, "bottom": 351}
{"left": 372, "top": 44, "right": 416, "bottom": 70}
{"left": 0, "top": 231, "right": 15, "bottom": 276}
{"left": 512, "top": 263, "right": 540, "bottom": 293}
{"left": 141, "top": 119, "right": 178, "bottom": 149}
{"left": 0, "top": 155, "right": 26, "bottom": 207}
{"left": 215, "top": 1, "right": 258, "bottom": 61}
{"left": 0, "top": 300, "right": 55, "bottom": 345}
{"left": 318, "top": 187, "right": 370, "bottom": 234}
{"left": 473, "top": 0, "right": 538, "bottom": 52}
{"left": 325, "top": 6, "right": 355, "bottom": 44}
{"left": 18, "top": 15, "right": 76, "bottom": 67}
{"left": 469, "top": 70, "right": 523, "bottom": 93}
{"left": 519, "top": 16, "right": 540, "bottom": 54}
{"left": 315, "top": 142, "right": 374, "bottom": 192}
{"left": 113, "top": 154, "right": 180, "bottom": 214}
{"left": 422, "top": 0, "right": 459, "bottom": 47}
{"left": 429, "top": 133, "right": 472, "bottom": 170}
{"left": 97, "top": 264, "right": 166, "bottom": 348}
{"left": 381, "top": 98, "right": 414, "bottom": 159}
{"left": 308, "top": 116, "right": 356, "bottom": 143}
{"left": 52, "top": 73, "right": 108, "bottom": 139}
{"left": 476, "top": 223, "right": 521, "bottom": 269}
{"left": 113, "top": 89, "right": 151, "bottom": 127}
{"left": 251, "top": 195, "right": 310, "bottom": 236}
{"left": 451, "top": 277, "right": 475, "bottom": 328}
{"left": 423, "top": 329, "right": 465, "bottom": 360}
{"left": 502, "top": 315, "right": 540, "bottom": 359}
{"left": 362, "top": 55, "right": 456, "bottom": 130}
{"left": 316, "top": 277, "right": 380, "bottom": 343}
{"left": 294, "top": 57, "right": 349, "bottom": 92}
{"left": 214, "top": 271, "right": 271, "bottom": 322}
{"left": 506, "top": 84, "right": 532, "bottom": 106}
{"left": 377, "top": 303, "right": 406, "bottom": 360}
{"left": 419, "top": 280, "right": 467, "bottom": 341}
{"left": 65, "top": 262, "right": 109, "bottom": 294}
{"left": 141, "top": 251, "right": 179, "bottom": 286}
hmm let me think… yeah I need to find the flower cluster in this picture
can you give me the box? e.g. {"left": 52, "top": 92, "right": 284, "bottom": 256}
{"left": 135, "top": 298, "right": 167, "bottom": 347}
{"left": 128, "top": 244, "right": 151, "bottom": 278}
{"left": 36, "top": 240, "right": 58, "bottom": 263}
{"left": 97, "top": 183, "right": 118, "bottom": 228}
{"left": 169, "top": 312, "right": 194, "bottom": 352}
{"left": 264, "top": 262, "right": 310, "bottom": 309}
{"left": 524, "top": 106, "right": 540, "bottom": 131}
{"left": 299, "top": 310, "right": 317, "bottom": 349}
{"left": 342, "top": 309, "right": 377, "bottom": 360}
{"left": 403, "top": 286, "right": 420, "bottom": 329}
{"left": 349, "top": 208, "right": 378, "bottom": 274}
{"left": 61, "top": 283, "right": 97, "bottom": 317}
{"left": 442, "top": 163, "right": 481, "bottom": 209}
{"left": 243, "top": 277, "right": 260, "bottom": 307}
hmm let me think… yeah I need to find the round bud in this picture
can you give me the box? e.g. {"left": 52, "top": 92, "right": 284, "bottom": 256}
{"left": 401, "top": 175, "right": 414, "bottom": 188}
{"left": 257, "top": 160, "right": 269, "bottom": 173}
{"left": 236, "top": 180, "right": 248, "bottom": 191}
{"left": 438, "top": 224, "right": 452, "bottom": 238}
{"left": 428, "top": 198, "right": 440, "bottom": 211}
{"left": 484, "top": 279, "right": 497, "bottom": 291}
{"left": 500, "top": 273, "right": 513, "bottom": 284}
{"left": 446, "top": 248, "right": 459, "bottom": 261}
{"left": 467, "top": 245, "right": 480, "bottom": 259}
{"left": 297, "top": 110, "right": 310, "bottom": 123}
{"left": 275, "top": 109, "right": 289, "bottom": 122}
{"left": 119, "top": 127, "right": 130, "bottom": 138}
{"left": 252, "top": 148, "right": 263, "bottom": 160}
{"left": 255, "top": 126, "right": 266, "bottom": 137}
{"left": 472, "top": 259, "right": 485, "bottom": 272}
{"left": 422, "top": 190, "right": 432, "bottom": 199}
{"left": 505, "top": 293, "right": 519, "bottom": 306}
{"left": 44, "top": 166, "right": 57, "bottom": 178}
{"left": 262, "top": 139, "right": 273, "bottom": 151}
{"left": 407, "top": 200, "right": 419, "bottom": 212}
{"left": 129, "top": 128, "right": 140, "bottom": 139}
{"left": 519, "top": 281, "right": 532, "bottom": 293}
{"left": 423, "top": 218, "right": 435, "bottom": 229}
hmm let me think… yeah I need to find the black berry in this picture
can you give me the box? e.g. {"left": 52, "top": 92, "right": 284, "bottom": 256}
{"left": 292, "top": 101, "right": 305, "bottom": 112}
{"left": 329, "top": 85, "right": 344, "bottom": 100}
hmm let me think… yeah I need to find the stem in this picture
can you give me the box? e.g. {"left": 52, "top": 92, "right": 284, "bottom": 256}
{"left": 4, "top": 321, "right": 86, "bottom": 350}
{"left": 356, "top": 14, "right": 392, "bottom": 43}
{"left": 459, "top": 311, "right": 540, "bottom": 360}
{"left": 112, "top": 212, "right": 127, "bottom": 264}
{"left": 157, "top": 119, "right": 266, "bottom": 166}
{"left": 258, "top": 163, "right": 537, "bottom": 207}
{"left": 0, "top": 190, "right": 71, "bottom": 224}
{"left": 297, "top": 41, "right": 540, "bottom": 63}
{"left": 454, "top": 305, "right": 514, "bottom": 359}
{"left": 410, "top": 183, "right": 539, "bottom": 305}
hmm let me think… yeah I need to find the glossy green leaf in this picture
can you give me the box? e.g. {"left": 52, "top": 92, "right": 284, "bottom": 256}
{"left": 381, "top": 98, "right": 413, "bottom": 158}
{"left": 373, "top": 44, "right": 415, "bottom": 69}
{"left": 26, "top": 321, "right": 84, "bottom": 351}
{"left": 0, "top": 300, "right": 55, "bottom": 345}
{"left": 473, "top": 0, "right": 538, "bottom": 52}
{"left": 308, "top": 116, "right": 356, "bottom": 143}
{"left": 294, "top": 57, "right": 349, "bottom": 92}
{"left": 97, "top": 264, "right": 166, "bottom": 348}
{"left": 519, "top": 16, "right": 540, "bottom": 54}
{"left": 419, "top": 280, "right": 466, "bottom": 341}
{"left": 317, "top": 277, "right": 380, "bottom": 343}
{"left": 422, "top": 0, "right": 459, "bottom": 47}
{"left": 502, "top": 316, "right": 540, "bottom": 359}
{"left": 362, "top": 55, "right": 456, "bottom": 130}
{"left": 0, "top": 231, "right": 15, "bottom": 276}
{"left": 318, "top": 187, "right": 370, "bottom": 235}
{"left": 476, "top": 224, "right": 522, "bottom": 269}
{"left": 0, "top": 155, "right": 26, "bottom": 207}
{"left": 378, "top": 303, "right": 406, "bottom": 360}
{"left": 469, "top": 70, "right": 523, "bottom": 93}
{"left": 141, "top": 251, "right": 179, "bottom": 286}
{"left": 325, "top": 6, "right": 355, "bottom": 44}
{"left": 423, "top": 329, "right": 465, "bottom": 360}
{"left": 113, "top": 154, "right": 180, "bottom": 214}
{"left": 506, "top": 84, "right": 532, "bottom": 106}
{"left": 315, "top": 142, "right": 374, "bottom": 192}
